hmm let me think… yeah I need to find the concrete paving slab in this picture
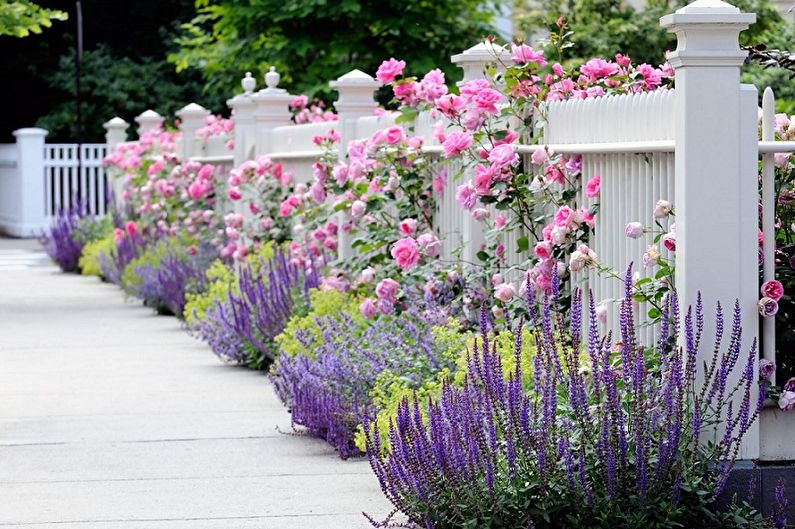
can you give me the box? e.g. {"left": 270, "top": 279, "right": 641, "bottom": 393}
{"left": 0, "top": 255, "right": 391, "bottom": 528}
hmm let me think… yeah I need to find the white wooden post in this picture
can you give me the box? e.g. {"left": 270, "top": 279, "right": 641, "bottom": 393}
{"left": 176, "top": 103, "right": 211, "bottom": 160}
{"left": 252, "top": 67, "right": 293, "bottom": 155}
{"left": 227, "top": 72, "right": 258, "bottom": 167}
{"left": 13, "top": 128, "right": 48, "bottom": 237}
{"left": 661, "top": 0, "right": 759, "bottom": 459}
{"left": 134, "top": 109, "right": 164, "bottom": 137}
{"left": 451, "top": 42, "right": 511, "bottom": 265}
{"left": 329, "top": 69, "right": 381, "bottom": 259}
{"left": 102, "top": 117, "right": 128, "bottom": 150}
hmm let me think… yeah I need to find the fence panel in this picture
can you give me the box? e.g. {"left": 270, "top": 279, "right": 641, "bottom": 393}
{"left": 44, "top": 143, "right": 108, "bottom": 216}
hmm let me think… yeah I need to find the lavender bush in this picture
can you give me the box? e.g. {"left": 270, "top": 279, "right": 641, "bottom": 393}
{"left": 364, "top": 268, "right": 778, "bottom": 529}
{"left": 194, "top": 249, "right": 319, "bottom": 369}
{"left": 99, "top": 231, "right": 144, "bottom": 285}
{"left": 272, "top": 300, "right": 451, "bottom": 458}
{"left": 40, "top": 203, "right": 100, "bottom": 272}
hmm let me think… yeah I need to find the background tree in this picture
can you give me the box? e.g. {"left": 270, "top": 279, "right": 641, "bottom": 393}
{"left": 168, "top": 0, "right": 503, "bottom": 101}
{"left": 0, "top": 0, "right": 67, "bottom": 37}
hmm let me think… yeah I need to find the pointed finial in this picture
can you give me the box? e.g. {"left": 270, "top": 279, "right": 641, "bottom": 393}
{"left": 265, "top": 67, "right": 280, "bottom": 89}
{"left": 242, "top": 72, "right": 256, "bottom": 94}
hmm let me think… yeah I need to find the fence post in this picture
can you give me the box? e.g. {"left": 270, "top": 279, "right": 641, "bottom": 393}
{"left": 228, "top": 72, "right": 258, "bottom": 167}
{"left": 329, "top": 69, "right": 381, "bottom": 259}
{"left": 451, "top": 41, "right": 511, "bottom": 265}
{"left": 176, "top": 103, "right": 211, "bottom": 161}
{"left": 252, "top": 67, "right": 293, "bottom": 155}
{"left": 661, "top": 0, "right": 759, "bottom": 459}
{"left": 134, "top": 109, "right": 164, "bottom": 137}
{"left": 103, "top": 117, "right": 128, "bottom": 150}
{"left": 12, "top": 128, "right": 48, "bottom": 237}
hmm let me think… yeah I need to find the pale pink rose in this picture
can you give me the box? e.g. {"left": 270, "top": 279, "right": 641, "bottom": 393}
{"left": 585, "top": 175, "right": 601, "bottom": 198}
{"left": 774, "top": 153, "right": 791, "bottom": 169}
{"left": 456, "top": 182, "right": 478, "bottom": 210}
{"left": 554, "top": 206, "right": 576, "bottom": 227}
{"left": 495, "top": 214, "right": 507, "bottom": 229}
{"left": 785, "top": 377, "right": 795, "bottom": 392}
{"left": 596, "top": 304, "right": 608, "bottom": 325}
{"left": 359, "top": 267, "right": 376, "bottom": 283}
{"left": 224, "top": 213, "right": 245, "bottom": 229}
{"left": 494, "top": 283, "right": 516, "bottom": 302}
{"left": 625, "top": 222, "right": 644, "bottom": 239}
{"left": 758, "top": 297, "right": 779, "bottom": 318}
{"left": 399, "top": 218, "right": 418, "bottom": 235}
{"left": 375, "top": 278, "right": 400, "bottom": 301}
{"left": 290, "top": 95, "right": 309, "bottom": 110}
{"left": 761, "top": 279, "right": 784, "bottom": 301}
{"left": 535, "top": 241, "right": 552, "bottom": 260}
{"left": 432, "top": 169, "right": 447, "bottom": 196}
{"left": 487, "top": 144, "right": 519, "bottom": 170}
{"left": 760, "top": 359, "right": 776, "bottom": 381}
{"left": 491, "top": 273, "right": 503, "bottom": 286}
{"left": 653, "top": 200, "right": 673, "bottom": 219}
{"left": 662, "top": 231, "right": 676, "bottom": 251}
{"left": 472, "top": 208, "right": 490, "bottom": 221}
{"left": 778, "top": 391, "right": 795, "bottom": 411}
{"left": 417, "top": 233, "right": 441, "bottom": 257}
{"left": 492, "top": 305, "right": 505, "bottom": 319}
{"left": 642, "top": 245, "right": 660, "bottom": 268}
{"left": 351, "top": 200, "right": 367, "bottom": 217}
{"left": 391, "top": 237, "right": 420, "bottom": 270}
{"left": 443, "top": 131, "right": 474, "bottom": 158}
{"left": 360, "top": 298, "right": 378, "bottom": 319}
{"left": 550, "top": 225, "right": 570, "bottom": 245}
{"left": 376, "top": 58, "right": 406, "bottom": 83}
{"left": 510, "top": 43, "right": 547, "bottom": 66}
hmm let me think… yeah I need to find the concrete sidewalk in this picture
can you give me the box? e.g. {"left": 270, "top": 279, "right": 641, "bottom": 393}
{"left": 0, "top": 241, "right": 389, "bottom": 528}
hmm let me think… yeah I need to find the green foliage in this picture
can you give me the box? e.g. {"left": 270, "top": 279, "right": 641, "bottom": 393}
{"left": 274, "top": 288, "right": 362, "bottom": 356}
{"left": 36, "top": 44, "right": 224, "bottom": 142}
{"left": 169, "top": 0, "right": 503, "bottom": 101}
{"left": 79, "top": 233, "right": 115, "bottom": 277}
{"left": 183, "top": 259, "right": 235, "bottom": 325}
{"left": 0, "top": 1, "right": 67, "bottom": 38}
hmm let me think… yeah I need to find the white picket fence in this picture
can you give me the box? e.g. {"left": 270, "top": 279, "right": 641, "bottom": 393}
{"left": 44, "top": 144, "right": 109, "bottom": 217}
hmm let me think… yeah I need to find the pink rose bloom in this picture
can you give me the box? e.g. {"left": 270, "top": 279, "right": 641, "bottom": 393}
{"left": 642, "top": 245, "right": 661, "bottom": 268}
{"left": 637, "top": 63, "right": 662, "bottom": 89}
{"left": 384, "top": 126, "right": 405, "bottom": 145}
{"left": 472, "top": 89, "right": 502, "bottom": 114}
{"left": 531, "top": 148, "right": 549, "bottom": 165}
{"left": 360, "top": 298, "right": 378, "bottom": 319}
{"left": 474, "top": 164, "right": 495, "bottom": 194}
{"left": 545, "top": 164, "right": 565, "bottom": 184}
{"left": 456, "top": 182, "right": 478, "bottom": 210}
{"left": 585, "top": 175, "right": 601, "bottom": 198}
{"left": 779, "top": 391, "right": 795, "bottom": 411}
{"left": 417, "top": 233, "right": 441, "bottom": 257}
{"left": 760, "top": 359, "right": 776, "bottom": 381}
{"left": 495, "top": 213, "right": 507, "bottom": 229}
{"left": 279, "top": 196, "right": 300, "bottom": 217}
{"left": 581, "top": 58, "right": 619, "bottom": 79}
{"left": 758, "top": 297, "right": 779, "bottom": 318}
{"left": 494, "top": 283, "right": 516, "bottom": 302}
{"left": 554, "top": 206, "right": 576, "bottom": 227}
{"left": 419, "top": 68, "right": 448, "bottom": 102}
{"left": 114, "top": 228, "right": 123, "bottom": 242}
{"left": 785, "top": 377, "right": 795, "bottom": 392}
{"left": 125, "top": 221, "right": 137, "bottom": 237}
{"left": 459, "top": 79, "right": 490, "bottom": 100}
{"left": 376, "top": 58, "right": 406, "bottom": 83}
{"left": 535, "top": 241, "right": 552, "bottom": 260}
{"left": 188, "top": 181, "right": 208, "bottom": 199}
{"left": 510, "top": 43, "right": 547, "bottom": 66}
{"left": 774, "top": 153, "right": 791, "bottom": 169}
{"left": 654, "top": 200, "right": 673, "bottom": 218}
{"left": 359, "top": 267, "right": 376, "bottom": 283}
{"left": 351, "top": 200, "right": 367, "bottom": 217}
{"left": 436, "top": 94, "right": 465, "bottom": 117}
{"left": 761, "top": 279, "right": 784, "bottom": 301}
{"left": 596, "top": 304, "right": 608, "bottom": 325}
{"left": 391, "top": 237, "right": 420, "bottom": 270}
{"left": 472, "top": 208, "right": 490, "bottom": 221}
{"left": 443, "top": 131, "right": 474, "bottom": 158}
{"left": 197, "top": 164, "right": 214, "bottom": 181}
{"left": 487, "top": 144, "right": 519, "bottom": 170}
{"left": 290, "top": 95, "right": 309, "bottom": 110}
{"left": 228, "top": 187, "right": 243, "bottom": 201}
{"left": 432, "top": 169, "right": 447, "bottom": 196}
{"left": 662, "top": 231, "right": 676, "bottom": 251}
{"left": 375, "top": 278, "right": 400, "bottom": 301}
{"left": 625, "top": 222, "right": 644, "bottom": 239}
{"left": 399, "top": 218, "right": 418, "bottom": 235}
{"left": 393, "top": 81, "right": 419, "bottom": 106}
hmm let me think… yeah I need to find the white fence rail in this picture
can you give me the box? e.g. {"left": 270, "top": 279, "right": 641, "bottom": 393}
{"left": 44, "top": 144, "right": 109, "bottom": 218}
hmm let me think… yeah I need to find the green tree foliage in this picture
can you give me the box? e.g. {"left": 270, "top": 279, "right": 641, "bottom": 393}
{"left": 169, "top": 0, "right": 503, "bottom": 100}
{"left": 0, "top": 0, "right": 67, "bottom": 37}
{"left": 36, "top": 44, "right": 226, "bottom": 141}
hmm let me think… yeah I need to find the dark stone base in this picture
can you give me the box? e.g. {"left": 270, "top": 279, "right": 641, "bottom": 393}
{"left": 717, "top": 460, "right": 795, "bottom": 525}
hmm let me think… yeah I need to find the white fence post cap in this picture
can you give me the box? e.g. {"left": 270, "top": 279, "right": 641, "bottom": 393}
{"left": 329, "top": 69, "right": 381, "bottom": 89}
{"left": 176, "top": 102, "right": 210, "bottom": 118}
{"left": 451, "top": 40, "right": 510, "bottom": 65}
{"left": 103, "top": 116, "right": 128, "bottom": 129}
{"left": 13, "top": 127, "right": 48, "bottom": 138}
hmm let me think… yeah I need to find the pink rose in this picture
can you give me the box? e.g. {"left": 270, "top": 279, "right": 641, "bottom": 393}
{"left": 779, "top": 391, "right": 795, "bottom": 411}
{"left": 495, "top": 214, "right": 507, "bottom": 229}
{"left": 228, "top": 187, "right": 243, "bottom": 201}
{"left": 581, "top": 58, "right": 619, "bottom": 79}
{"left": 625, "top": 222, "right": 644, "bottom": 239}
{"left": 393, "top": 81, "right": 419, "bottom": 106}
{"left": 487, "top": 144, "right": 519, "bottom": 170}
{"left": 188, "top": 182, "right": 207, "bottom": 200}
{"left": 359, "top": 298, "right": 378, "bottom": 319}
{"left": 510, "top": 43, "right": 547, "bottom": 66}
{"left": 375, "top": 278, "right": 400, "bottom": 301}
{"left": 760, "top": 359, "right": 776, "bottom": 381}
{"left": 436, "top": 94, "right": 465, "bottom": 117}
{"left": 758, "top": 297, "right": 779, "bottom": 318}
{"left": 125, "top": 221, "right": 137, "bottom": 237}
{"left": 384, "top": 126, "right": 405, "bottom": 145}
{"left": 494, "top": 283, "right": 516, "bottom": 302}
{"left": 442, "top": 131, "right": 474, "bottom": 158}
{"left": 376, "top": 58, "right": 406, "bottom": 84}
{"left": 472, "top": 89, "right": 502, "bottom": 114}
{"left": 535, "top": 241, "right": 552, "bottom": 260}
{"left": 351, "top": 200, "right": 367, "bottom": 217}
{"left": 554, "top": 206, "right": 576, "bottom": 227}
{"left": 784, "top": 377, "right": 795, "bottom": 392}
{"left": 531, "top": 148, "right": 549, "bottom": 165}
{"left": 654, "top": 200, "right": 673, "bottom": 219}
{"left": 472, "top": 208, "right": 490, "bottom": 221}
{"left": 474, "top": 164, "right": 495, "bottom": 194}
{"left": 761, "top": 279, "right": 784, "bottom": 301}
{"left": 662, "top": 231, "right": 676, "bottom": 251}
{"left": 596, "top": 304, "right": 608, "bottom": 325}
{"left": 585, "top": 175, "right": 601, "bottom": 198}
{"left": 391, "top": 237, "right": 420, "bottom": 270}
{"left": 399, "top": 218, "right": 418, "bottom": 235}
{"left": 456, "top": 182, "right": 478, "bottom": 210}
{"left": 197, "top": 164, "right": 214, "bottom": 181}
{"left": 417, "top": 233, "right": 441, "bottom": 257}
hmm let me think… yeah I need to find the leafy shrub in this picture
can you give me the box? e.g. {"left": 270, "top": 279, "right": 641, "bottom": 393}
{"left": 79, "top": 233, "right": 115, "bottom": 277}
{"left": 98, "top": 229, "right": 145, "bottom": 285}
{"left": 40, "top": 204, "right": 107, "bottom": 273}
{"left": 364, "top": 271, "right": 773, "bottom": 529}
{"left": 272, "top": 299, "right": 456, "bottom": 458}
